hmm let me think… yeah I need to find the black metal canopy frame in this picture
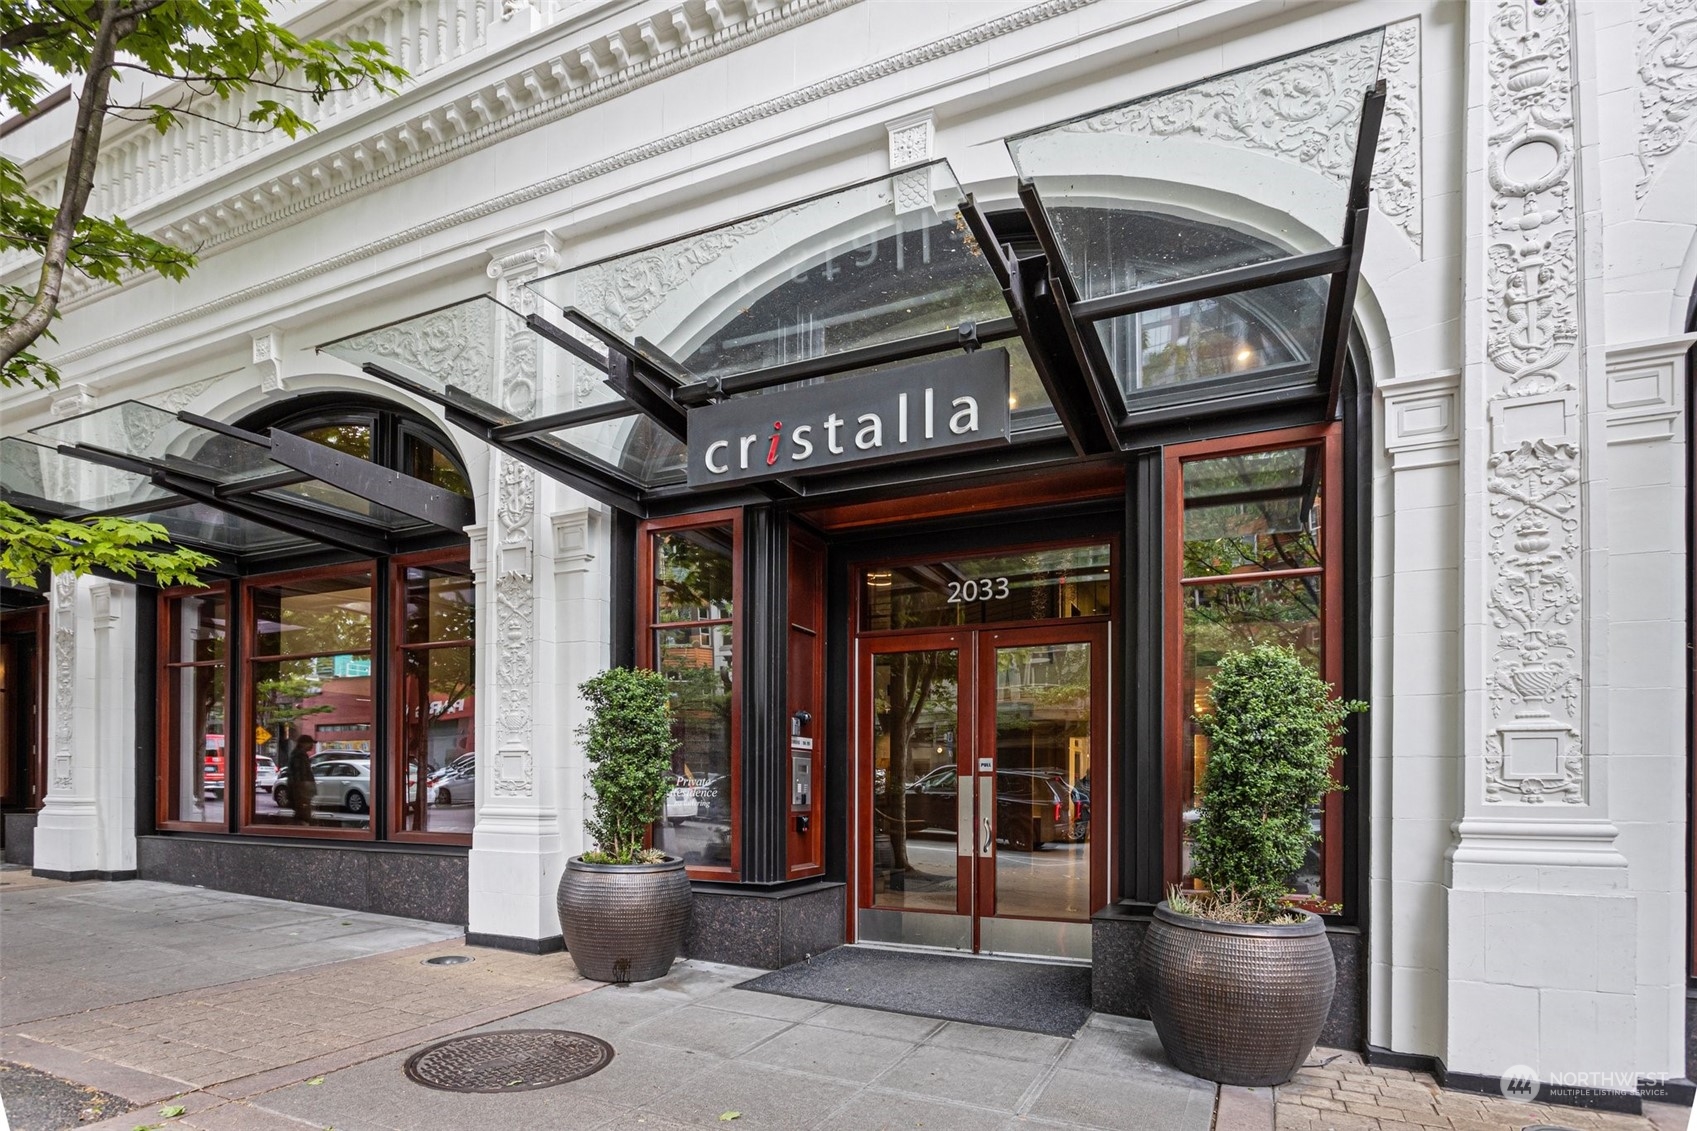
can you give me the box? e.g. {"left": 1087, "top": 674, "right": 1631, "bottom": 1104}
{"left": 1, "top": 400, "right": 475, "bottom": 573}
{"left": 318, "top": 34, "right": 1388, "bottom": 519}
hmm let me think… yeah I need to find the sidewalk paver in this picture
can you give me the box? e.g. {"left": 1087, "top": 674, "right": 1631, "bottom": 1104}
{"left": 4, "top": 878, "right": 1693, "bottom": 1131}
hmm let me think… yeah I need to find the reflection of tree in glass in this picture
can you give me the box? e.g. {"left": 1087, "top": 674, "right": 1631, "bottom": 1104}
{"left": 659, "top": 647, "right": 731, "bottom": 775}
{"left": 255, "top": 672, "right": 335, "bottom": 740}
{"left": 876, "top": 651, "right": 956, "bottom": 873}
{"left": 657, "top": 534, "right": 732, "bottom": 620}
{"left": 994, "top": 645, "right": 1091, "bottom": 733}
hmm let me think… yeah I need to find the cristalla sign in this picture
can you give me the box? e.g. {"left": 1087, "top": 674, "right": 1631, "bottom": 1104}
{"left": 685, "top": 348, "right": 1011, "bottom": 487}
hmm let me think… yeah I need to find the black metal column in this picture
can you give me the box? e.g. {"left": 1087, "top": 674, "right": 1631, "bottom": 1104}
{"left": 740, "top": 505, "right": 789, "bottom": 884}
{"left": 1124, "top": 450, "right": 1165, "bottom": 905}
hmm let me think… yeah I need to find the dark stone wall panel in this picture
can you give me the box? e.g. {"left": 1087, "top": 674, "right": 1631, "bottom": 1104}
{"left": 137, "top": 836, "right": 467, "bottom": 925}
{"left": 3, "top": 812, "right": 38, "bottom": 866}
{"left": 685, "top": 883, "right": 846, "bottom": 970}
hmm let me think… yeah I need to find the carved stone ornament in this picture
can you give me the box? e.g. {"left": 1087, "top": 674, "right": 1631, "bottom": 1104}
{"left": 1636, "top": 0, "right": 1697, "bottom": 199}
{"left": 1374, "top": 19, "right": 1423, "bottom": 246}
{"left": 332, "top": 300, "right": 498, "bottom": 404}
{"left": 1481, "top": 0, "right": 1585, "bottom": 805}
{"left": 51, "top": 574, "right": 75, "bottom": 791}
{"left": 1062, "top": 29, "right": 1387, "bottom": 195}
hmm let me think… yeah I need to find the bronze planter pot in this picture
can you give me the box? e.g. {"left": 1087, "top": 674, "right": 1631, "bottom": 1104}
{"left": 556, "top": 855, "right": 692, "bottom": 984}
{"left": 1138, "top": 901, "right": 1335, "bottom": 1087}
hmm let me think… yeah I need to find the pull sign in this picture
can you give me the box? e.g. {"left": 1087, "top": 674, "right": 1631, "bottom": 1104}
{"left": 977, "top": 758, "right": 993, "bottom": 773}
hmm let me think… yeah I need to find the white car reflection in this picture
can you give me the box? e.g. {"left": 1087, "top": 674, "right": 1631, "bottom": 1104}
{"left": 272, "top": 759, "right": 371, "bottom": 815}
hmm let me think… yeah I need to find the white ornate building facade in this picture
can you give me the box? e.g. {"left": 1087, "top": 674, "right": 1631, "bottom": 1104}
{"left": 3, "top": 0, "right": 1696, "bottom": 1111}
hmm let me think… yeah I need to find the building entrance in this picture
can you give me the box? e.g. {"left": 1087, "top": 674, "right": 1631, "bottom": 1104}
{"left": 851, "top": 543, "right": 1111, "bottom": 961}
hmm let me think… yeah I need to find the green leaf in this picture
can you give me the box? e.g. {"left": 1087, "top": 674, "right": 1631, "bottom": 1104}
{"left": 718, "top": 1114, "right": 741, "bottom": 1123}
{"left": 306, "top": 1076, "right": 325, "bottom": 1086}
{"left": 160, "top": 1105, "right": 187, "bottom": 1118}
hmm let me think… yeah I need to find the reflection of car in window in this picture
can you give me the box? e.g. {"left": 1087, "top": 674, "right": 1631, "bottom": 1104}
{"left": 428, "top": 758, "right": 475, "bottom": 807}
{"left": 273, "top": 759, "right": 370, "bottom": 815}
{"left": 893, "top": 767, "right": 1086, "bottom": 852}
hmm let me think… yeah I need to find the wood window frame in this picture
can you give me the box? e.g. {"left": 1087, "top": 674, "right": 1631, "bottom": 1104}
{"left": 156, "top": 583, "right": 233, "bottom": 833}
{"left": 636, "top": 507, "right": 743, "bottom": 880}
{"left": 1, "top": 606, "right": 50, "bottom": 813}
{"left": 238, "top": 562, "right": 378, "bottom": 842}
{"left": 386, "top": 546, "right": 475, "bottom": 846}
{"left": 1162, "top": 422, "right": 1346, "bottom": 910}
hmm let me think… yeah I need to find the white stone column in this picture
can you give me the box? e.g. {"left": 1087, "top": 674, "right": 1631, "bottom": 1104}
{"left": 551, "top": 506, "right": 609, "bottom": 867}
{"left": 1601, "top": 333, "right": 1694, "bottom": 1080}
{"left": 1445, "top": 0, "right": 1634, "bottom": 1084}
{"left": 467, "top": 233, "right": 569, "bottom": 945}
{"left": 1373, "top": 371, "right": 1464, "bottom": 1060}
{"left": 34, "top": 576, "right": 137, "bottom": 878}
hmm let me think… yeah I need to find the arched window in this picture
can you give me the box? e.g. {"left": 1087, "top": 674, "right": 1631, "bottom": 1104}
{"left": 157, "top": 395, "right": 475, "bottom": 848}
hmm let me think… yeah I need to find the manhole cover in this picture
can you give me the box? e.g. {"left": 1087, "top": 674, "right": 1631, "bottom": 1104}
{"left": 403, "top": 1030, "right": 613, "bottom": 1093}
{"left": 423, "top": 955, "right": 473, "bottom": 966}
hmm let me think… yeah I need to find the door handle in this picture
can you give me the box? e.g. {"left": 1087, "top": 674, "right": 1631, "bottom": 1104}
{"left": 980, "top": 815, "right": 992, "bottom": 855}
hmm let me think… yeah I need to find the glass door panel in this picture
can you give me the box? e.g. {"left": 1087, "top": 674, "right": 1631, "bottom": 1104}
{"left": 869, "top": 646, "right": 963, "bottom": 915}
{"left": 987, "top": 641, "right": 1093, "bottom": 922}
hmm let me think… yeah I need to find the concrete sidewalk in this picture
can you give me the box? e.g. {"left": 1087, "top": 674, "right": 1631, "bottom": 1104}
{"left": 0, "top": 874, "right": 1689, "bottom": 1131}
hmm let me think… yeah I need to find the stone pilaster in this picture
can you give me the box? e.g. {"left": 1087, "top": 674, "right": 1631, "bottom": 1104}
{"left": 33, "top": 577, "right": 137, "bottom": 878}
{"left": 1445, "top": 0, "right": 1634, "bottom": 1085}
{"left": 467, "top": 233, "right": 569, "bottom": 945}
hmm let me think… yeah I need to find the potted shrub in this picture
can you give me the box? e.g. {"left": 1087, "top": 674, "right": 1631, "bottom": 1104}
{"left": 1138, "top": 644, "right": 1365, "bottom": 1086}
{"left": 556, "top": 667, "right": 692, "bottom": 984}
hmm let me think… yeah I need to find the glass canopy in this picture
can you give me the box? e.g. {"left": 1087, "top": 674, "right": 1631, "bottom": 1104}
{"left": 327, "top": 41, "right": 1384, "bottom": 509}
{"left": 528, "top": 161, "right": 1015, "bottom": 393}
{"left": 1006, "top": 30, "right": 1384, "bottom": 400}
{"left": 0, "top": 436, "right": 310, "bottom": 557}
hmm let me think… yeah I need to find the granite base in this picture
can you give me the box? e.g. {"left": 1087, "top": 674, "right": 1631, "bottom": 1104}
{"left": 137, "top": 835, "right": 467, "bottom": 924}
{"left": 3, "top": 810, "right": 37, "bottom": 865}
{"left": 682, "top": 881, "right": 846, "bottom": 969}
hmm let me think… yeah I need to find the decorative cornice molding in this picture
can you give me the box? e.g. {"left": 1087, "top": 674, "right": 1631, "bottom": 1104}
{"left": 40, "top": 0, "right": 861, "bottom": 311}
{"left": 1635, "top": 0, "right": 1697, "bottom": 200}
{"left": 49, "top": 0, "right": 1101, "bottom": 370}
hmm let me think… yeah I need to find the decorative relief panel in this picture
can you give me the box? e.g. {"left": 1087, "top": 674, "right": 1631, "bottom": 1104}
{"left": 1061, "top": 30, "right": 1386, "bottom": 200}
{"left": 332, "top": 301, "right": 498, "bottom": 404}
{"left": 1375, "top": 19, "right": 1423, "bottom": 247}
{"left": 1481, "top": 0, "right": 1586, "bottom": 805}
{"left": 486, "top": 246, "right": 554, "bottom": 799}
{"left": 1635, "top": 0, "right": 1697, "bottom": 199}
{"left": 51, "top": 574, "right": 75, "bottom": 792}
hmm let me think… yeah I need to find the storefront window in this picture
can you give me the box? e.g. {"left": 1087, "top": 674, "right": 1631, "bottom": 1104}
{"left": 1168, "top": 431, "right": 1341, "bottom": 906}
{"left": 247, "top": 570, "right": 375, "bottom": 834}
{"left": 394, "top": 554, "right": 476, "bottom": 840}
{"left": 642, "top": 518, "right": 738, "bottom": 875}
{"left": 160, "top": 590, "right": 229, "bottom": 828}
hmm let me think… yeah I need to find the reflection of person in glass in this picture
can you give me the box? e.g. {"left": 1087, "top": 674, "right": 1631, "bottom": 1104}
{"left": 285, "top": 734, "right": 317, "bottom": 824}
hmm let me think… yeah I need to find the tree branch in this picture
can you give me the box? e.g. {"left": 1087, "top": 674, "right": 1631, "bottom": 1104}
{"left": 0, "top": 2, "right": 129, "bottom": 371}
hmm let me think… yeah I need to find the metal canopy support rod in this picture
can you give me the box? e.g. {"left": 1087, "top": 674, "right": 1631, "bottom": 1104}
{"left": 440, "top": 406, "right": 651, "bottom": 518}
{"left": 1318, "top": 81, "right": 1386, "bottom": 419}
{"left": 54, "top": 443, "right": 394, "bottom": 558}
{"left": 603, "top": 352, "right": 688, "bottom": 442}
{"left": 524, "top": 312, "right": 608, "bottom": 373}
{"left": 1070, "top": 246, "right": 1352, "bottom": 325}
{"left": 180, "top": 409, "right": 474, "bottom": 531}
{"left": 358, "top": 361, "right": 652, "bottom": 517}
{"left": 1013, "top": 181, "right": 1126, "bottom": 440}
{"left": 266, "top": 428, "right": 476, "bottom": 531}
{"left": 956, "top": 195, "right": 1119, "bottom": 456}
{"left": 489, "top": 400, "right": 641, "bottom": 442}
{"left": 672, "top": 318, "right": 1021, "bottom": 407}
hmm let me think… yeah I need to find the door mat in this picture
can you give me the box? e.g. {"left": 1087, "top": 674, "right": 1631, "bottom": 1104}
{"left": 737, "top": 945, "right": 1093, "bottom": 1037}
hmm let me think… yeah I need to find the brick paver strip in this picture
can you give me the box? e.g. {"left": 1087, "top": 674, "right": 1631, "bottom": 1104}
{"left": 1272, "top": 1049, "right": 1688, "bottom": 1131}
{"left": 4, "top": 937, "right": 595, "bottom": 1101}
